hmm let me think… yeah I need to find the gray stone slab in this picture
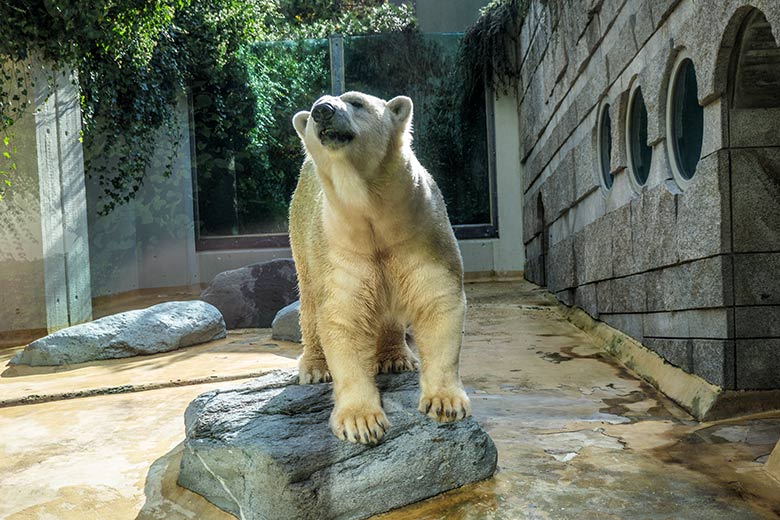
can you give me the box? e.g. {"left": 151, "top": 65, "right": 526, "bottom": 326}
{"left": 675, "top": 151, "right": 730, "bottom": 263}
{"left": 601, "top": 313, "right": 644, "bottom": 343}
{"left": 631, "top": 0, "right": 655, "bottom": 51}
{"left": 598, "top": 0, "right": 624, "bottom": 29}
{"left": 735, "top": 306, "right": 780, "bottom": 338}
{"left": 541, "top": 153, "right": 576, "bottom": 221}
{"left": 523, "top": 191, "right": 544, "bottom": 244}
{"left": 648, "top": 0, "right": 682, "bottom": 27}
{"left": 574, "top": 283, "right": 598, "bottom": 318}
{"left": 573, "top": 216, "right": 613, "bottom": 285}
{"left": 524, "top": 254, "right": 546, "bottom": 287}
{"left": 643, "top": 308, "right": 732, "bottom": 339}
{"left": 525, "top": 234, "right": 543, "bottom": 260}
{"left": 611, "top": 205, "right": 637, "bottom": 277}
{"left": 10, "top": 301, "right": 226, "bottom": 366}
{"left": 736, "top": 339, "right": 780, "bottom": 390}
{"left": 644, "top": 338, "right": 692, "bottom": 372}
{"left": 596, "top": 279, "right": 613, "bottom": 314}
{"left": 602, "top": 11, "right": 639, "bottom": 85}
{"left": 729, "top": 107, "right": 780, "bottom": 148}
{"left": 272, "top": 301, "right": 301, "bottom": 343}
{"left": 734, "top": 253, "right": 780, "bottom": 306}
{"left": 581, "top": 9, "right": 602, "bottom": 54}
{"left": 631, "top": 186, "right": 679, "bottom": 273}
{"left": 178, "top": 371, "right": 497, "bottom": 520}
{"left": 546, "top": 236, "right": 576, "bottom": 292}
{"left": 556, "top": 288, "right": 575, "bottom": 307}
{"left": 731, "top": 148, "right": 780, "bottom": 253}
{"left": 645, "top": 256, "right": 732, "bottom": 312}
{"left": 692, "top": 340, "right": 735, "bottom": 389}
{"left": 610, "top": 274, "right": 647, "bottom": 314}
{"left": 574, "top": 132, "right": 599, "bottom": 202}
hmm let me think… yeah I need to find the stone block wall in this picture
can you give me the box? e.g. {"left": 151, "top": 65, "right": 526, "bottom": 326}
{"left": 519, "top": 0, "right": 780, "bottom": 390}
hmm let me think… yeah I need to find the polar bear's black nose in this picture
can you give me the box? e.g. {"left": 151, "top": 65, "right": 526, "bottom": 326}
{"left": 312, "top": 102, "right": 336, "bottom": 124}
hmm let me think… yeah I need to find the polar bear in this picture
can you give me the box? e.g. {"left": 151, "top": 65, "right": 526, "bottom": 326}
{"left": 290, "top": 91, "right": 470, "bottom": 445}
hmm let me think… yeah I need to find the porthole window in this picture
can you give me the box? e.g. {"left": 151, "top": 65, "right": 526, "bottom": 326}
{"left": 666, "top": 54, "right": 704, "bottom": 187}
{"left": 598, "top": 103, "right": 614, "bottom": 191}
{"left": 626, "top": 84, "right": 652, "bottom": 188}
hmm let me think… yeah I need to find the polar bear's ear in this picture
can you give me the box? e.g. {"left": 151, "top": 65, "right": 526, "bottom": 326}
{"left": 387, "top": 96, "right": 413, "bottom": 127}
{"left": 293, "top": 111, "right": 310, "bottom": 140}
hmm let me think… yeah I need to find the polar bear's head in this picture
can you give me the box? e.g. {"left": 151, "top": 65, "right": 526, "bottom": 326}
{"left": 292, "top": 91, "right": 413, "bottom": 172}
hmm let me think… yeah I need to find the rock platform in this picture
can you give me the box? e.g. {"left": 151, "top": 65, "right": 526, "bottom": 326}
{"left": 178, "top": 370, "right": 497, "bottom": 520}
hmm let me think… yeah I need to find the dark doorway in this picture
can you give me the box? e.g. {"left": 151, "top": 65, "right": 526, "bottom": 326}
{"left": 726, "top": 8, "right": 780, "bottom": 390}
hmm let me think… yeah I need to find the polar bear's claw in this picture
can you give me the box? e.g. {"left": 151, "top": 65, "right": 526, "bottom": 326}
{"left": 377, "top": 347, "right": 419, "bottom": 374}
{"left": 331, "top": 406, "right": 390, "bottom": 445}
{"left": 298, "top": 355, "right": 331, "bottom": 384}
{"left": 419, "top": 388, "right": 471, "bottom": 423}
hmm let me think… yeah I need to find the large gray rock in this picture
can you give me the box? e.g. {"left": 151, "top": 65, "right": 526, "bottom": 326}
{"left": 272, "top": 300, "right": 301, "bottom": 342}
{"left": 179, "top": 370, "right": 497, "bottom": 520}
{"left": 10, "top": 301, "right": 226, "bottom": 366}
{"left": 200, "top": 258, "right": 298, "bottom": 329}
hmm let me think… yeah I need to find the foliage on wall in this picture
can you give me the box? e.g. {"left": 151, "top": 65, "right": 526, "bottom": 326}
{"left": 460, "top": 0, "right": 534, "bottom": 97}
{"left": 0, "top": 0, "right": 414, "bottom": 213}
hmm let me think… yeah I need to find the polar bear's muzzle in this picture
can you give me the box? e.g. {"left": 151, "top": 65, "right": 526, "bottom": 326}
{"left": 311, "top": 101, "right": 355, "bottom": 148}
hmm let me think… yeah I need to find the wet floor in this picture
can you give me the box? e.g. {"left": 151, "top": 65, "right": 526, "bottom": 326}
{"left": 1, "top": 280, "right": 779, "bottom": 519}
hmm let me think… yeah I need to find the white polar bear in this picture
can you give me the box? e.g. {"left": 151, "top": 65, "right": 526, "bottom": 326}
{"left": 290, "top": 91, "right": 470, "bottom": 445}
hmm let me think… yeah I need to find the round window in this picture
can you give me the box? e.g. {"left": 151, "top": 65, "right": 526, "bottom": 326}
{"left": 598, "top": 103, "right": 613, "bottom": 191}
{"left": 667, "top": 57, "right": 703, "bottom": 184}
{"left": 627, "top": 85, "right": 652, "bottom": 187}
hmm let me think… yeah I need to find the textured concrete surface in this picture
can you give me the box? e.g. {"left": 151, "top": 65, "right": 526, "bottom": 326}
{"left": 1, "top": 281, "right": 779, "bottom": 519}
{"left": 0, "top": 329, "right": 299, "bottom": 407}
{"left": 180, "top": 371, "right": 497, "bottom": 520}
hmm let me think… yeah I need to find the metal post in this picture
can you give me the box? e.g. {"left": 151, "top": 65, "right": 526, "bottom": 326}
{"left": 329, "top": 34, "right": 345, "bottom": 96}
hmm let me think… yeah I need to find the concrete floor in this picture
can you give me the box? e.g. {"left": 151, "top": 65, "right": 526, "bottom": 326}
{"left": 1, "top": 281, "right": 780, "bottom": 519}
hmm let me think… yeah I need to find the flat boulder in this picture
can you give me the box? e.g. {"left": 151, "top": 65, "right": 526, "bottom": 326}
{"left": 178, "top": 370, "right": 497, "bottom": 520}
{"left": 10, "top": 301, "right": 226, "bottom": 366}
{"left": 200, "top": 258, "right": 298, "bottom": 329}
{"left": 271, "top": 300, "right": 301, "bottom": 342}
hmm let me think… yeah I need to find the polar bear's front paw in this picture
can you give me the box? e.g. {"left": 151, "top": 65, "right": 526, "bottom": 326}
{"left": 330, "top": 404, "right": 390, "bottom": 445}
{"left": 377, "top": 346, "right": 419, "bottom": 374}
{"left": 419, "top": 387, "right": 471, "bottom": 423}
{"left": 298, "top": 355, "right": 331, "bottom": 384}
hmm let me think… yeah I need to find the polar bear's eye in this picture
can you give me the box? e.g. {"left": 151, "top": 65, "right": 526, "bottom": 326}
{"left": 348, "top": 100, "right": 364, "bottom": 110}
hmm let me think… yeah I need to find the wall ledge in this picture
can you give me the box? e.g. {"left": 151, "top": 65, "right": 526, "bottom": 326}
{"left": 560, "top": 305, "right": 780, "bottom": 421}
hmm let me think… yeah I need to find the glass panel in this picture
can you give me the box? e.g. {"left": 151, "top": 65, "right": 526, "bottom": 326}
{"left": 343, "top": 33, "right": 491, "bottom": 226}
{"left": 193, "top": 38, "right": 330, "bottom": 237}
{"left": 629, "top": 88, "right": 652, "bottom": 186}
{"left": 600, "top": 104, "right": 613, "bottom": 189}
{"left": 672, "top": 59, "right": 703, "bottom": 180}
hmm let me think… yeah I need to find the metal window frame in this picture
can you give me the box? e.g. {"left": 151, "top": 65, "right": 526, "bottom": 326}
{"left": 195, "top": 33, "right": 498, "bottom": 251}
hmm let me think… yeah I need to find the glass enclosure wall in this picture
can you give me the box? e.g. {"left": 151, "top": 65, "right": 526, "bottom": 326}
{"left": 193, "top": 32, "right": 494, "bottom": 249}
{"left": 193, "top": 38, "right": 330, "bottom": 243}
{"left": 343, "top": 33, "right": 492, "bottom": 229}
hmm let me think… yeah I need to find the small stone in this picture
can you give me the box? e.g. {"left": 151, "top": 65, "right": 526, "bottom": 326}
{"left": 272, "top": 301, "right": 301, "bottom": 343}
{"left": 10, "top": 301, "right": 226, "bottom": 366}
{"left": 200, "top": 258, "right": 298, "bottom": 329}
{"left": 178, "top": 370, "right": 497, "bottom": 520}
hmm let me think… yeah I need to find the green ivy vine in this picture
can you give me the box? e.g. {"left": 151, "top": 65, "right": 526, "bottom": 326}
{"left": 460, "top": 0, "right": 535, "bottom": 97}
{"left": 0, "top": 0, "right": 414, "bottom": 213}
